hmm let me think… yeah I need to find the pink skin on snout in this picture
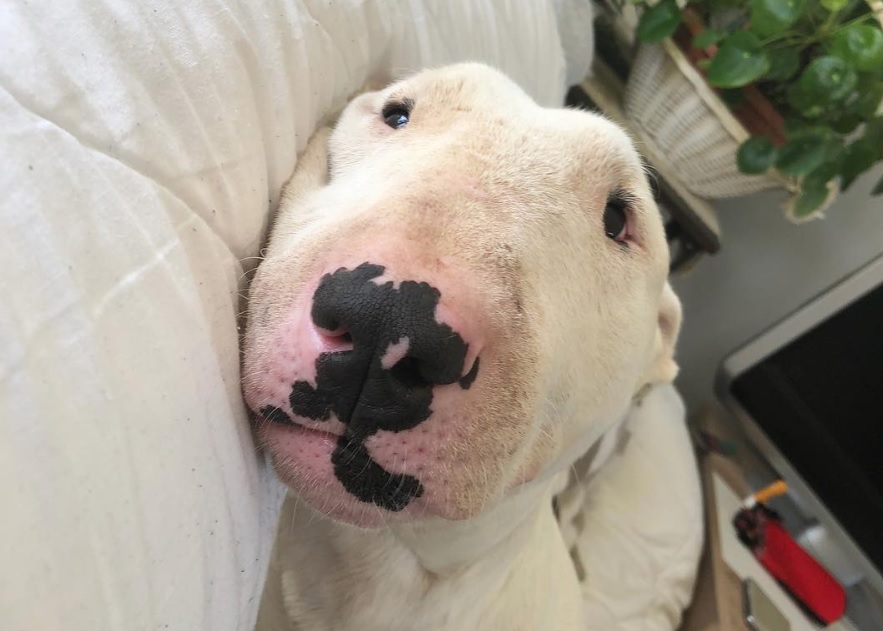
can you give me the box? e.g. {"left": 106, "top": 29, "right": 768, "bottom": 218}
{"left": 244, "top": 253, "right": 486, "bottom": 527}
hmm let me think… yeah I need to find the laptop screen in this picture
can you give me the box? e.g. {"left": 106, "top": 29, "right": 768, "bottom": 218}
{"left": 731, "top": 282, "right": 883, "bottom": 576}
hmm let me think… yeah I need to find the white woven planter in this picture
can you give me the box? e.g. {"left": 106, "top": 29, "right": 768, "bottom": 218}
{"left": 624, "top": 39, "right": 786, "bottom": 199}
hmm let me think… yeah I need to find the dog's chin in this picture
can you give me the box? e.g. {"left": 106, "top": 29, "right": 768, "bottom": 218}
{"left": 281, "top": 479, "right": 412, "bottom": 530}
{"left": 260, "top": 422, "right": 433, "bottom": 529}
{"left": 260, "top": 420, "right": 520, "bottom": 528}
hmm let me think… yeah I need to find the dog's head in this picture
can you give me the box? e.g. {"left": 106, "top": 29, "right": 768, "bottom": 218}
{"left": 243, "top": 64, "right": 681, "bottom": 527}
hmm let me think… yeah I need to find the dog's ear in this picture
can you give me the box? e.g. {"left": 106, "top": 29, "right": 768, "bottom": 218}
{"left": 641, "top": 281, "right": 682, "bottom": 387}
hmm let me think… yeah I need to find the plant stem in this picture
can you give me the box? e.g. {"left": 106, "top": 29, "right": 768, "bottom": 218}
{"left": 832, "top": 13, "right": 873, "bottom": 33}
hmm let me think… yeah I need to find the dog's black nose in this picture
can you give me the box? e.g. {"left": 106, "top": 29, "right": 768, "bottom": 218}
{"left": 289, "top": 263, "right": 470, "bottom": 438}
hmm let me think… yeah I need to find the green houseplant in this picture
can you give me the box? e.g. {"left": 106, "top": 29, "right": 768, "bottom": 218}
{"left": 632, "top": 0, "right": 883, "bottom": 219}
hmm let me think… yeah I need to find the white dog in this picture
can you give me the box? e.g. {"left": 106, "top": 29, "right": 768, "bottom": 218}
{"left": 243, "top": 63, "right": 683, "bottom": 631}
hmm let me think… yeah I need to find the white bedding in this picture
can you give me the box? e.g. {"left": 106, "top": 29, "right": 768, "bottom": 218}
{"left": 572, "top": 385, "right": 703, "bottom": 630}
{"left": 0, "top": 1, "right": 699, "bottom": 629}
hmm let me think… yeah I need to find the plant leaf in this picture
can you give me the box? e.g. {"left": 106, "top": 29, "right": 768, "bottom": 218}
{"left": 782, "top": 124, "right": 835, "bottom": 140}
{"left": 764, "top": 47, "right": 801, "bottom": 81}
{"left": 821, "top": 0, "right": 848, "bottom": 10}
{"left": 804, "top": 163, "right": 838, "bottom": 190}
{"left": 775, "top": 135, "right": 829, "bottom": 175}
{"left": 737, "top": 136, "right": 778, "bottom": 173}
{"left": 693, "top": 29, "right": 727, "bottom": 49}
{"left": 851, "top": 78, "right": 883, "bottom": 118}
{"left": 872, "top": 174, "right": 883, "bottom": 195}
{"left": 786, "top": 83, "right": 828, "bottom": 117}
{"left": 792, "top": 178, "right": 830, "bottom": 218}
{"left": 824, "top": 136, "right": 845, "bottom": 164}
{"left": 707, "top": 32, "right": 771, "bottom": 88}
{"left": 840, "top": 138, "right": 877, "bottom": 191}
{"left": 866, "top": 116, "right": 883, "bottom": 157}
{"left": 637, "top": 0, "right": 683, "bottom": 43}
{"left": 830, "top": 24, "right": 883, "bottom": 72}
{"left": 831, "top": 113, "right": 862, "bottom": 134}
{"left": 783, "top": 118, "right": 811, "bottom": 137}
{"left": 751, "top": 0, "right": 807, "bottom": 38}
{"left": 797, "top": 56, "right": 858, "bottom": 104}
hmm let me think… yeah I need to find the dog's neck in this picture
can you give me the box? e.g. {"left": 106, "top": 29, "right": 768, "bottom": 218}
{"left": 389, "top": 474, "right": 561, "bottom": 574}
{"left": 259, "top": 471, "right": 584, "bottom": 631}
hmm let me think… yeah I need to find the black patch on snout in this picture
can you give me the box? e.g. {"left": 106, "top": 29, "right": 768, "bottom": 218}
{"left": 458, "top": 357, "right": 480, "bottom": 390}
{"left": 282, "top": 262, "right": 478, "bottom": 511}
{"left": 332, "top": 436, "right": 424, "bottom": 511}
{"left": 260, "top": 405, "right": 294, "bottom": 426}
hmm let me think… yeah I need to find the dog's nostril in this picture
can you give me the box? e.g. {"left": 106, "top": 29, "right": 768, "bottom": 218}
{"left": 389, "top": 356, "right": 431, "bottom": 389}
{"left": 317, "top": 325, "right": 355, "bottom": 352}
{"left": 321, "top": 317, "right": 340, "bottom": 331}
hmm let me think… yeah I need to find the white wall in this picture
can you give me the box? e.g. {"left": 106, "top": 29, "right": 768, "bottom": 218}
{"left": 672, "top": 165, "right": 883, "bottom": 411}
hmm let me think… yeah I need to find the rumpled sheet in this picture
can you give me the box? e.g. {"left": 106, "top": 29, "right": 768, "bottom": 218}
{"left": 570, "top": 385, "right": 703, "bottom": 630}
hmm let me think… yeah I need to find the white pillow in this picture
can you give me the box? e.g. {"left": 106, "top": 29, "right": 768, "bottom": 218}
{"left": 0, "top": 1, "right": 575, "bottom": 629}
{"left": 574, "top": 385, "right": 704, "bottom": 630}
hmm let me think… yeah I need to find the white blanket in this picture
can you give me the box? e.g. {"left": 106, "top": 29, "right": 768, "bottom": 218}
{"left": 0, "top": 1, "right": 700, "bottom": 629}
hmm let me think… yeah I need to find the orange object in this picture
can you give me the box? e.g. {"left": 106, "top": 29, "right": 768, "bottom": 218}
{"left": 753, "top": 480, "right": 789, "bottom": 506}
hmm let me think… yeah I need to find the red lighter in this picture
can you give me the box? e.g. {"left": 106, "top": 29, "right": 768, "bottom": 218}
{"left": 733, "top": 484, "right": 847, "bottom": 626}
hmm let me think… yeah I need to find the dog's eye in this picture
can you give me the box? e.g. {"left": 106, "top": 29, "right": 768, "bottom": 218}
{"left": 382, "top": 100, "right": 412, "bottom": 130}
{"left": 603, "top": 193, "right": 630, "bottom": 244}
{"left": 382, "top": 107, "right": 409, "bottom": 129}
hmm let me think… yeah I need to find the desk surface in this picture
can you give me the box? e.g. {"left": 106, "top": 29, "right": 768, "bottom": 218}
{"left": 683, "top": 407, "right": 868, "bottom": 631}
